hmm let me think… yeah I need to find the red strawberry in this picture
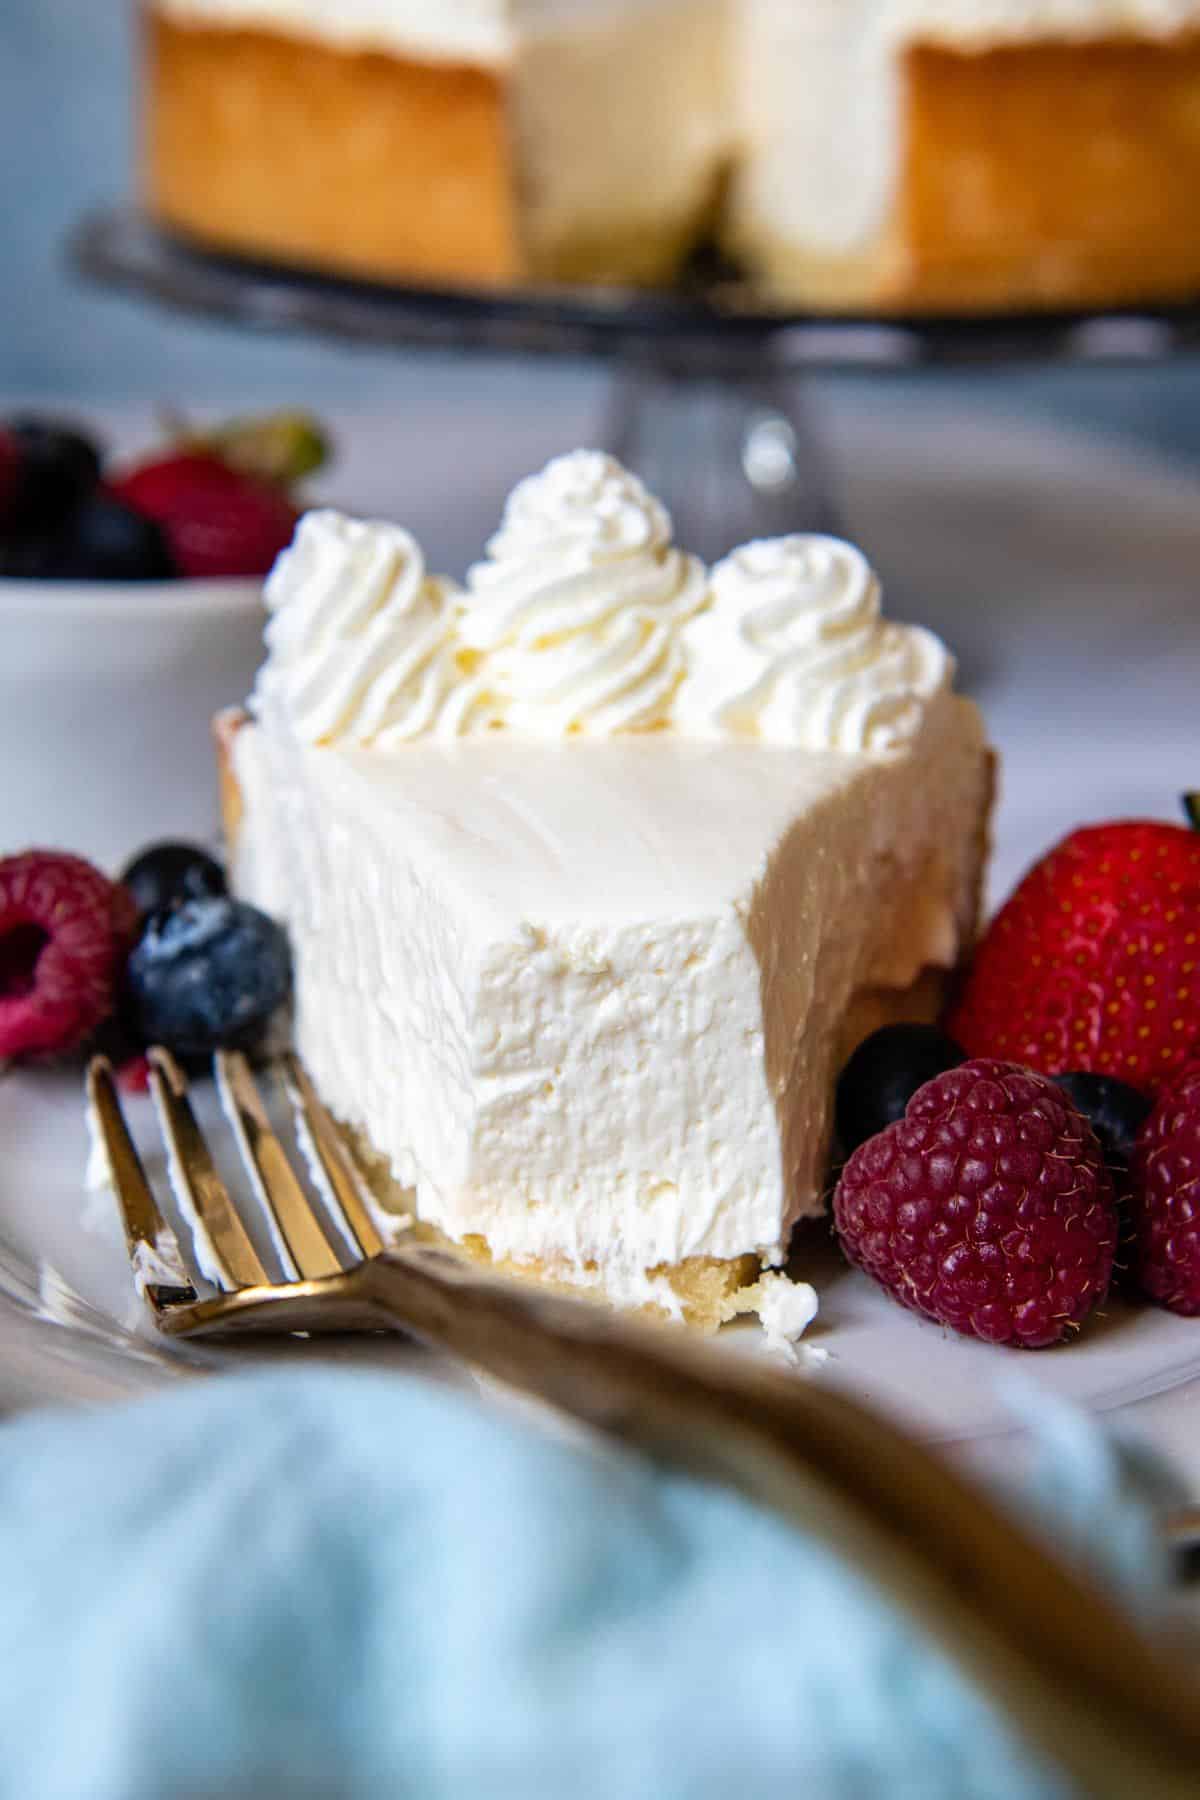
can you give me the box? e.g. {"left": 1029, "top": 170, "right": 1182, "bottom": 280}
{"left": 1129, "top": 1059, "right": 1200, "bottom": 1315}
{"left": 948, "top": 812, "right": 1200, "bottom": 1096}
{"left": 112, "top": 452, "right": 298, "bottom": 579}
{"left": 833, "top": 1060, "right": 1117, "bottom": 1348}
{"left": 0, "top": 852, "right": 137, "bottom": 1060}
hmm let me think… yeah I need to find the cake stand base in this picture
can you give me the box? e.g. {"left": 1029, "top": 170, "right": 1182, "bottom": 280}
{"left": 602, "top": 358, "right": 842, "bottom": 561}
{"left": 71, "top": 208, "right": 1200, "bottom": 561}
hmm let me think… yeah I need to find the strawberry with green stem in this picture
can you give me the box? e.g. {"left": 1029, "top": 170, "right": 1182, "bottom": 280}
{"left": 111, "top": 410, "right": 330, "bottom": 580}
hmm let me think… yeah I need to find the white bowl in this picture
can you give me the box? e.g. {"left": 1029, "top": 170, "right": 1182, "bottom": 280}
{"left": 0, "top": 574, "right": 265, "bottom": 872}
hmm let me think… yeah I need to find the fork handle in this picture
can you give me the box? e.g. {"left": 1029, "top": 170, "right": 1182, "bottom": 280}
{"left": 357, "top": 1244, "right": 1200, "bottom": 1800}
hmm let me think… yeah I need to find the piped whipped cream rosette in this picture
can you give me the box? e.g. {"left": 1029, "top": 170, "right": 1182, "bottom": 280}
{"left": 254, "top": 509, "right": 462, "bottom": 746}
{"left": 455, "top": 450, "right": 707, "bottom": 737}
{"left": 671, "top": 534, "right": 953, "bottom": 753}
{"left": 252, "top": 458, "right": 954, "bottom": 757}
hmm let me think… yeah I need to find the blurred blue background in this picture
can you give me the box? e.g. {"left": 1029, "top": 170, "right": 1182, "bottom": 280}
{"left": 1, "top": 0, "right": 600, "bottom": 423}
{"left": 5, "top": 0, "right": 1200, "bottom": 472}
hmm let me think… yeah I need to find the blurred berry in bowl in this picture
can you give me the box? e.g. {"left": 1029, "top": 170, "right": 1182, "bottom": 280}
{"left": 0, "top": 410, "right": 329, "bottom": 867}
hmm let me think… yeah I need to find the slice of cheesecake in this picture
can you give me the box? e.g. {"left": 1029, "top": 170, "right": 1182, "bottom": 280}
{"left": 219, "top": 460, "right": 993, "bottom": 1327}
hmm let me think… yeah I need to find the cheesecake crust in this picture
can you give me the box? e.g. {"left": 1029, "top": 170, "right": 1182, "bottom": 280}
{"left": 143, "top": 13, "right": 521, "bottom": 284}
{"left": 351, "top": 1136, "right": 766, "bottom": 1335}
{"left": 214, "top": 708, "right": 247, "bottom": 844}
{"left": 740, "top": 33, "right": 1200, "bottom": 313}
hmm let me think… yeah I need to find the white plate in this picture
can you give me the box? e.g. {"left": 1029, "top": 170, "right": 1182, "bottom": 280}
{"left": 2, "top": 1067, "right": 1199, "bottom": 1481}
{"left": 1, "top": 404, "right": 1198, "bottom": 1482}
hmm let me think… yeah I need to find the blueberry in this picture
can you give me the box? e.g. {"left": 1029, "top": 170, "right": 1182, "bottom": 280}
{"left": 1053, "top": 1071, "right": 1152, "bottom": 1296}
{"left": 59, "top": 493, "right": 176, "bottom": 581}
{"left": 1052, "top": 1072, "right": 1152, "bottom": 1169}
{"left": 835, "top": 1023, "right": 967, "bottom": 1156}
{"left": 0, "top": 494, "right": 175, "bottom": 583}
{"left": 6, "top": 418, "right": 102, "bottom": 532}
{"left": 121, "top": 842, "right": 227, "bottom": 924}
{"left": 124, "top": 896, "right": 290, "bottom": 1058}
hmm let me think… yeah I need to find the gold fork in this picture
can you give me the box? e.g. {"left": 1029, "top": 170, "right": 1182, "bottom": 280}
{"left": 87, "top": 1045, "right": 1200, "bottom": 1800}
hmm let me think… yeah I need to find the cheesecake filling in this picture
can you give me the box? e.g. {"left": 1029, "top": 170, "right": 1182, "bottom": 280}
{"left": 150, "top": 0, "right": 552, "bottom": 66}
{"left": 232, "top": 451, "right": 990, "bottom": 1316}
{"left": 233, "top": 704, "right": 987, "bottom": 1306}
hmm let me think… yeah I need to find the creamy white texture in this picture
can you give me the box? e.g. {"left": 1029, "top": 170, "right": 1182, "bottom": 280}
{"left": 459, "top": 450, "right": 707, "bottom": 736}
{"left": 756, "top": 1273, "right": 820, "bottom": 1362}
{"left": 151, "top": 0, "right": 700, "bottom": 63}
{"left": 155, "top": 0, "right": 1200, "bottom": 63}
{"left": 892, "top": 0, "right": 1200, "bottom": 39}
{"left": 673, "top": 535, "right": 951, "bottom": 752}
{"left": 130, "top": 1231, "right": 193, "bottom": 1304}
{"left": 154, "top": 0, "right": 511, "bottom": 61}
{"left": 510, "top": 0, "right": 729, "bottom": 275}
{"left": 255, "top": 510, "right": 462, "bottom": 747}
{"left": 231, "top": 698, "right": 990, "bottom": 1307}
{"left": 733, "top": 0, "right": 1200, "bottom": 259}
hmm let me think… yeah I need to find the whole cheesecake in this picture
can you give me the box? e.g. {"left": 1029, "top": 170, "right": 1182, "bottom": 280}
{"left": 219, "top": 453, "right": 994, "bottom": 1327}
{"left": 143, "top": 0, "right": 1200, "bottom": 310}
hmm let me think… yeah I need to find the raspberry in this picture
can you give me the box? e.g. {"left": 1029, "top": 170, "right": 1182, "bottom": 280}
{"left": 0, "top": 852, "right": 136, "bottom": 1060}
{"left": 1129, "top": 1060, "right": 1200, "bottom": 1315}
{"left": 833, "top": 1059, "right": 1118, "bottom": 1349}
{"left": 117, "top": 1053, "right": 151, "bottom": 1096}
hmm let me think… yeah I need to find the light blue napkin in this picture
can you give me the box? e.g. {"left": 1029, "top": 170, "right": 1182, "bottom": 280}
{"left": 0, "top": 1367, "right": 1181, "bottom": 1800}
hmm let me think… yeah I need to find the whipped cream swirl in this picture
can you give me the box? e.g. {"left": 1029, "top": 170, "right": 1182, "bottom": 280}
{"left": 458, "top": 451, "right": 707, "bottom": 736}
{"left": 256, "top": 510, "right": 462, "bottom": 746}
{"left": 672, "top": 535, "right": 952, "bottom": 753}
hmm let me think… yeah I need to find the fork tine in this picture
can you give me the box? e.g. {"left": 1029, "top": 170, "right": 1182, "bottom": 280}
{"left": 85, "top": 1057, "right": 198, "bottom": 1308}
{"left": 216, "top": 1050, "right": 343, "bottom": 1280}
{"left": 280, "top": 1052, "right": 385, "bottom": 1260}
{"left": 148, "top": 1047, "right": 270, "bottom": 1291}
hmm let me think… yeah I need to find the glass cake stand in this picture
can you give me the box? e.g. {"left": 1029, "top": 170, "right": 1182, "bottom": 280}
{"left": 71, "top": 207, "right": 1200, "bottom": 561}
